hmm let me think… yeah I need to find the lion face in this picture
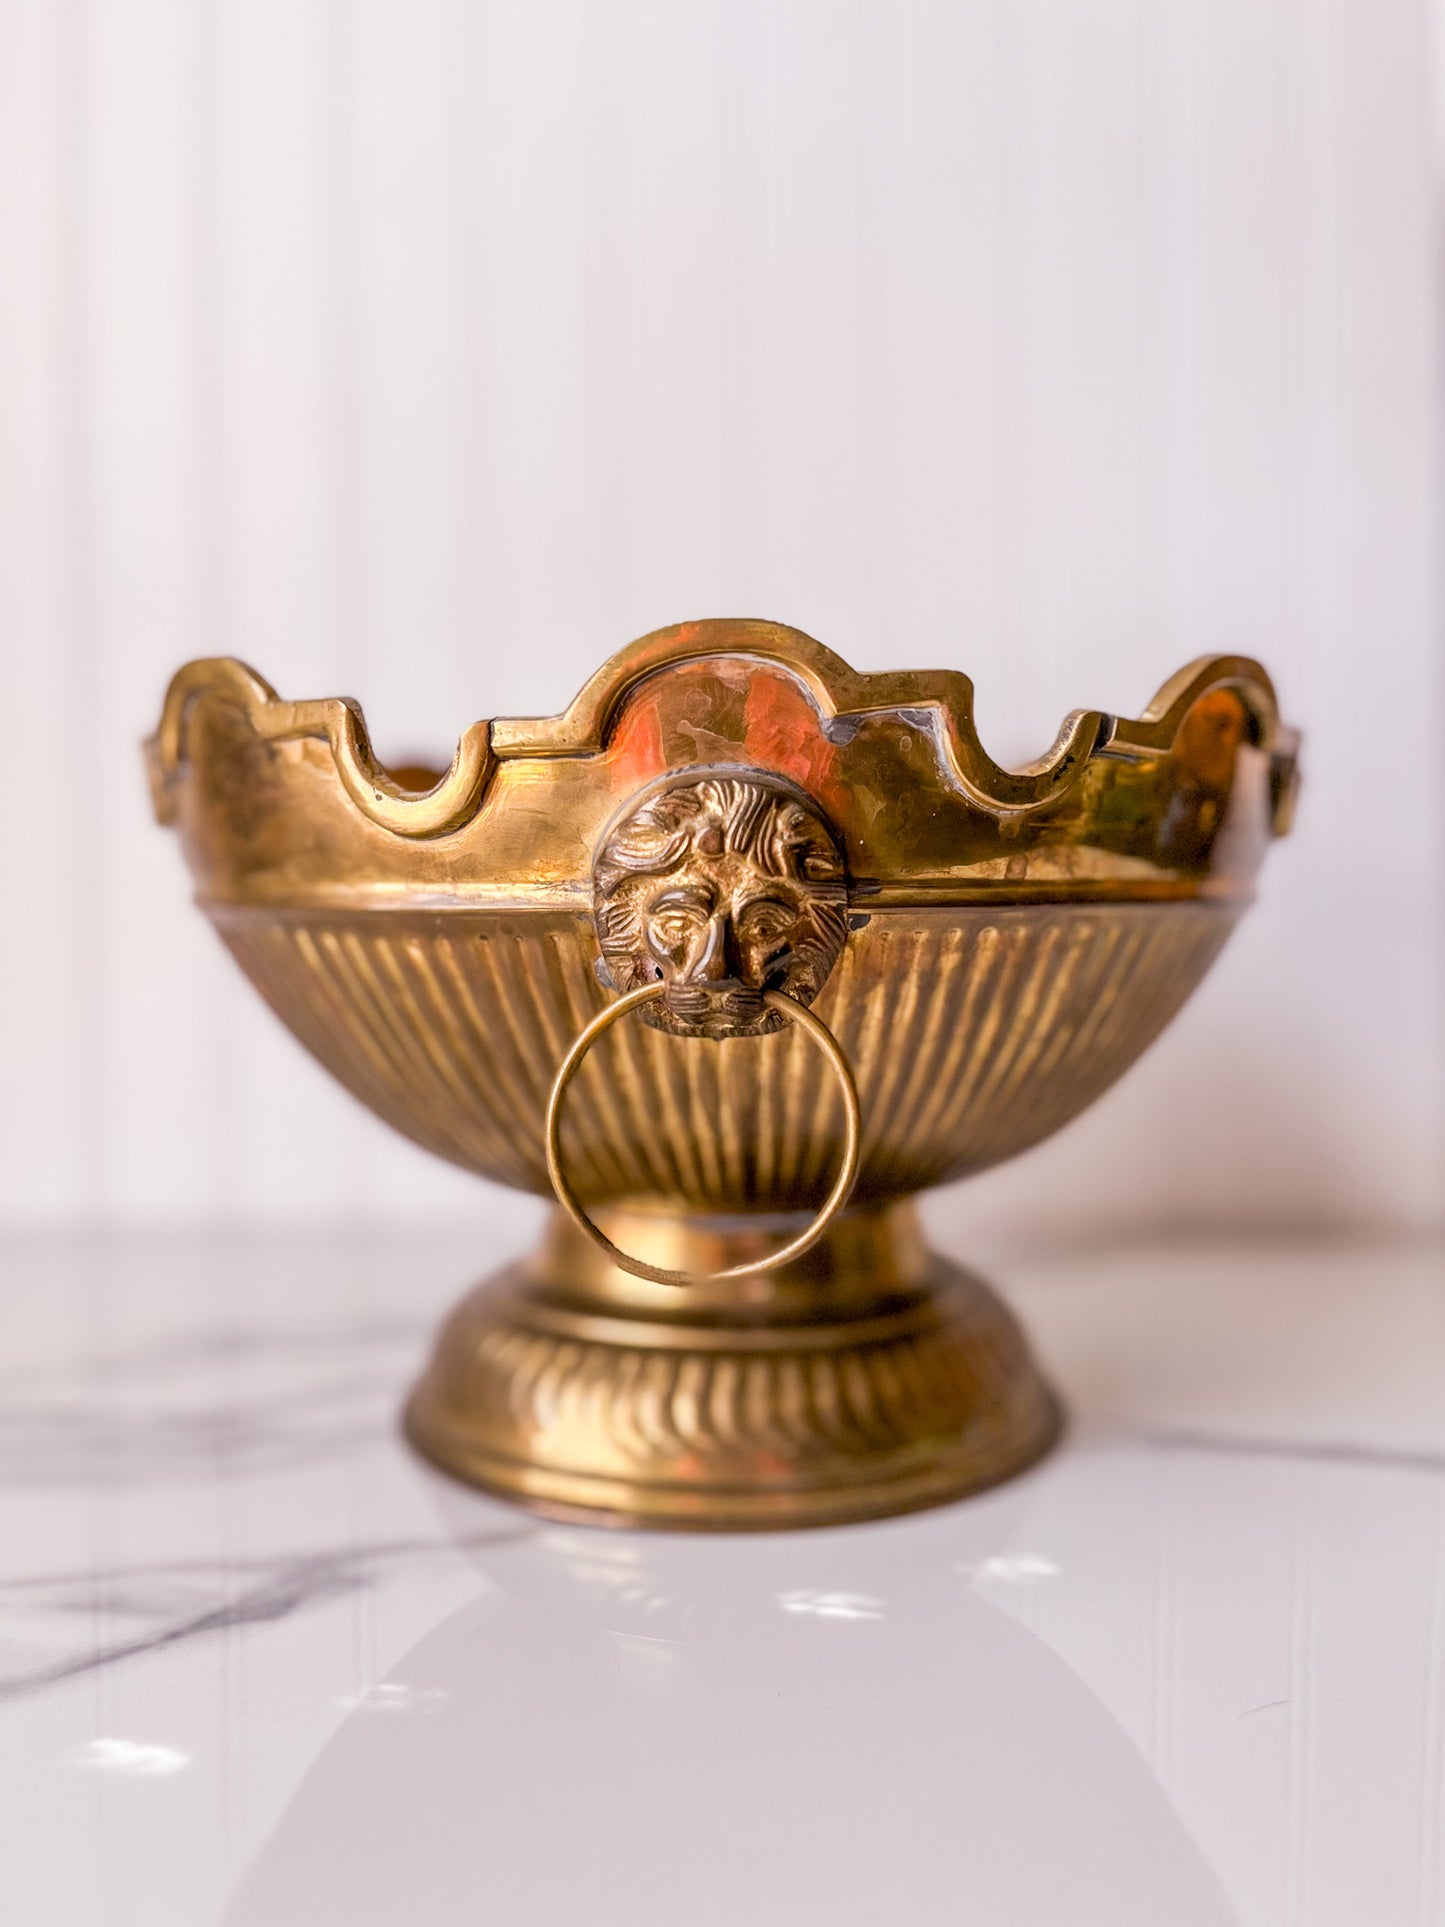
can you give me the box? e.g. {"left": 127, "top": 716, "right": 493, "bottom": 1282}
{"left": 593, "top": 773, "right": 848, "bottom": 1037}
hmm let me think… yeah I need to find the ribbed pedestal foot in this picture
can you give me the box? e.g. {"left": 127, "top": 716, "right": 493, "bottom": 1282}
{"left": 405, "top": 1203, "right": 1060, "bottom": 1531}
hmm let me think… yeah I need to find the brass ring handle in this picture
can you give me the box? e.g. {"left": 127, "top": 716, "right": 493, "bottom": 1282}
{"left": 544, "top": 984, "right": 862, "bottom": 1288}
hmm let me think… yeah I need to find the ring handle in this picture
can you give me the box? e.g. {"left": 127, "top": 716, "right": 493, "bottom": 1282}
{"left": 544, "top": 984, "right": 862, "bottom": 1288}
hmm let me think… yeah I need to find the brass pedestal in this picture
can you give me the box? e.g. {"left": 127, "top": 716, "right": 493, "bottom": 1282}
{"left": 405, "top": 1203, "right": 1059, "bottom": 1531}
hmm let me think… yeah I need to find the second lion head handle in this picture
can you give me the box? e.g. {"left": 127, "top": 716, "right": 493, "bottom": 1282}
{"left": 544, "top": 768, "right": 862, "bottom": 1286}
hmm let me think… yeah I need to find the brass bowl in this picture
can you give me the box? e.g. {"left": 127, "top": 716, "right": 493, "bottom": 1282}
{"left": 148, "top": 620, "right": 1298, "bottom": 1529}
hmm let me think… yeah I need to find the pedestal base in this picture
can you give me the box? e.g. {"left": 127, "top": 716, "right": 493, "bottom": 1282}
{"left": 405, "top": 1202, "right": 1060, "bottom": 1531}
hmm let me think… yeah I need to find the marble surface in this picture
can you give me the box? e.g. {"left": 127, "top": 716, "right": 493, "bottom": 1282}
{"left": 2, "top": 1225, "right": 1443, "bottom": 1926}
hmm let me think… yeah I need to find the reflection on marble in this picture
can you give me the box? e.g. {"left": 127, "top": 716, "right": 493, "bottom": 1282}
{"left": 0, "top": 1232, "right": 1443, "bottom": 1926}
{"left": 74, "top": 1736, "right": 190, "bottom": 1776}
{"left": 227, "top": 1512, "right": 1239, "bottom": 1927}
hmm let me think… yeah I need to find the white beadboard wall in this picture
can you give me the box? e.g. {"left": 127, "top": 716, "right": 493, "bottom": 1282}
{"left": 1, "top": 0, "right": 1440, "bottom": 1240}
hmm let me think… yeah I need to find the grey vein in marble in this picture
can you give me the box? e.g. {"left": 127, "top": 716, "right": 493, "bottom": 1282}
{"left": 0, "top": 1529, "right": 533, "bottom": 1702}
{"left": 1135, "top": 1425, "right": 1445, "bottom": 1475}
{"left": 0, "top": 1319, "right": 430, "bottom": 1486}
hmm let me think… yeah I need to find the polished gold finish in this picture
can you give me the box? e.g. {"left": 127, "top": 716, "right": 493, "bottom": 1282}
{"left": 545, "top": 985, "right": 862, "bottom": 1287}
{"left": 147, "top": 619, "right": 1299, "bottom": 1531}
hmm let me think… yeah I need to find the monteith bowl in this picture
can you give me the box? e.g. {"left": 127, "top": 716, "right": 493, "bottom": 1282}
{"left": 148, "top": 620, "right": 1298, "bottom": 1529}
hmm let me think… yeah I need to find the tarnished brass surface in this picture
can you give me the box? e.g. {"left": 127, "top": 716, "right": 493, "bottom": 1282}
{"left": 148, "top": 619, "right": 1298, "bottom": 1530}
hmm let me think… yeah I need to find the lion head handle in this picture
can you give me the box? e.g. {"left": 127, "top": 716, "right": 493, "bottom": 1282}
{"left": 592, "top": 771, "right": 849, "bottom": 1037}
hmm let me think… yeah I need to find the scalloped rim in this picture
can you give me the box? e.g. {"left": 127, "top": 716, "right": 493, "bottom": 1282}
{"left": 146, "top": 657, "right": 493, "bottom": 839}
{"left": 147, "top": 620, "right": 1298, "bottom": 842}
